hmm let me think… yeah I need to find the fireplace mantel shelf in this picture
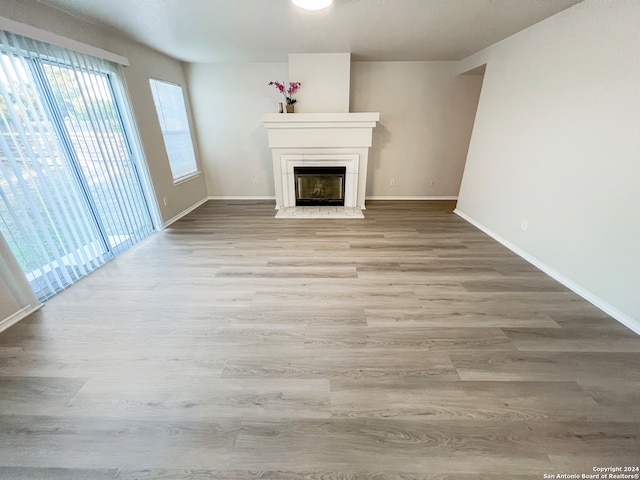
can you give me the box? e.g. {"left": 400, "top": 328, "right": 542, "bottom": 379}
{"left": 262, "top": 112, "right": 380, "bottom": 149}
{"left": 262, "top": 112, "right": 380, "bottom": 129}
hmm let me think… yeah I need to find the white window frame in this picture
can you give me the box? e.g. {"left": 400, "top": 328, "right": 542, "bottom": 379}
{"left": 149, "top": 78, "right": 200, "bottom": 184}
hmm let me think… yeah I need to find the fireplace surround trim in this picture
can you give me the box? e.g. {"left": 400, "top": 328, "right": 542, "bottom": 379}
{"left": 281, "top": 154, "right": 359, "bottom": 208}
{"left": 262, "top": 112, "right": 379, "bottom": 212}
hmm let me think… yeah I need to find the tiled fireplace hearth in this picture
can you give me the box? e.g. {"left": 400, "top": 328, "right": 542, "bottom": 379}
{"left": 262, "top": 112, "right": 380, "bottom": 218}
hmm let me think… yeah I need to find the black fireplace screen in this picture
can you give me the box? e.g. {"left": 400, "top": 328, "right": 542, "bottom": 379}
{"left": 294, "top": 167, "right": 346, "bottom": 206}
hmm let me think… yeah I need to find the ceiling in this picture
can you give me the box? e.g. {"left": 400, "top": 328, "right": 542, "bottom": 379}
{"left": 37, "top": 0, "right": 583, "bottom": 63}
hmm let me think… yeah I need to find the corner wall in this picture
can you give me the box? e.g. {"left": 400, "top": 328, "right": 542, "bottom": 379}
{"left": 456, "top": 0, "right": 640, "bottom": 330}
{"left": 187, "top": 62, "right": 288, "bottom": 197}
{"left": 351, "top": 61, "right": 482, "bottom": 198}
{"left": 0, "top": 233, "right": 39, "bottom": 332}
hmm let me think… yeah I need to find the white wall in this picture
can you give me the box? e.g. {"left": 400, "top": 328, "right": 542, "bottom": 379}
{"left": 289, "top": 53, "right": 351, "bottom": 113}
{"left": 351, "top": 61, "right": 482, "bottom": 198}
{"left": 0, "top": 233, "right": 39, "bottom": 331}
{"left": 187, "top": 62, "right": 288, "bottom": 197}
{"left": 189, "top": 60, "right": 482, "bottom": 199}
{"left": 456, "top": 0, "right": 640, "bottom": 329}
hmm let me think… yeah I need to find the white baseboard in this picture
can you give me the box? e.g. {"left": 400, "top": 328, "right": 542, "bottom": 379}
{"left": 162, "top": 197, "right": 210, "bottom": 229}
{"left": 205, "top": 196, "right": 455, "bottom": 203}
{"left": 454, "top": 209, "right": 640, "bottom": 335}
{"left": 0, "top": 304, "right": 43, "bottom": 334}
{"left": 208, "top": 196, "right": 276, "bottom": 201}
{"left": 366, "top": 196, "right": 458, "bottom": 201}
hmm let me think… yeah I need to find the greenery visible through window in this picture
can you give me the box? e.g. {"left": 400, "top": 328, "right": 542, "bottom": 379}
{"left": 149, "top": 79, "right": 198, "bottom": 182}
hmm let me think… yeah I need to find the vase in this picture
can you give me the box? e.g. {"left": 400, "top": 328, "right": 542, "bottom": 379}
{"left": 286, "top": 104, "right": 294, "bottom": 113}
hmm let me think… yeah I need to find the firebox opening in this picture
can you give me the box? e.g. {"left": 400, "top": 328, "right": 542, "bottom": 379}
{"left": 294, "top": 167, "right": 346, "bottom": 206}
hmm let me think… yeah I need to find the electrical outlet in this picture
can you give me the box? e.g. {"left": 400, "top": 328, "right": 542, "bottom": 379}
{"left": 253, "top": 179, "right": 258, "bottom": 187}
{"left": 521, "top": 220, "right": 529, "bottom": 231}
{"left": 390, "top": 178, "right": 395, "bottom": 186}
{"left": 429, "top": 180, "right": 435, "bottom": 187}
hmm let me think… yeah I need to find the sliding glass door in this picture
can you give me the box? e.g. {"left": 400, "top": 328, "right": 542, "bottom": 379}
{"left": 0, "top": 30, "right": 156, "bottom": 301}
{"left": 39, "top": 59, "right": 154, "bottom": 253}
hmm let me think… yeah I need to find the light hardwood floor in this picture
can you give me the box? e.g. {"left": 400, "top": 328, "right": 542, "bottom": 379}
{"left": 0, "top": 200, "right": 638, "bottom": 480}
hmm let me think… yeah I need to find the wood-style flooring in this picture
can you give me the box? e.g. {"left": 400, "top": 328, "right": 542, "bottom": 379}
{"left": 1, "top": 200, "right": 638, "bottom": 479}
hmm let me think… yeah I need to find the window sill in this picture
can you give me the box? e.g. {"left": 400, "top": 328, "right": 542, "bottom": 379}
{"left": 173, "top": 172, "right": 201, "bottom": 186}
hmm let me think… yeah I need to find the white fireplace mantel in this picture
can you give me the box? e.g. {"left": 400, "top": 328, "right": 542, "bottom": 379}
{"left": 262, "top": 112, "right": 380, "bottom": 127}
{"left": 262, "top": 112, "right": 380, "bottom": 211}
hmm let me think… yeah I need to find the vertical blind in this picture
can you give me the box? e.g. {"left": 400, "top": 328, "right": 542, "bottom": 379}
{"left": 0, "top": 29, "right": 156, "bottom": 301}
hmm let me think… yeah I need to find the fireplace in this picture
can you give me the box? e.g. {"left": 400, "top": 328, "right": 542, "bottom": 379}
{"left": 279, "top": 154, "right": 360, "bottom": 209}
{"left": 294, "top": 167, "right": 346, "bottom": 206}
{"left": 262, "top": 112, "right": 380, "bottom": 215}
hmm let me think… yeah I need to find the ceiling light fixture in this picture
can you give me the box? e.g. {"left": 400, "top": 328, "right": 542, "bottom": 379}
{"left": 291, "top": 0, "right": 333, "bottom": 11}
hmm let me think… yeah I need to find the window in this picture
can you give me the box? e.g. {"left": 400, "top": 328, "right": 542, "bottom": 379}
{"left": 0, "top": 29, "right": 157, "bottom": 301}
{"left": 149, "top": 79, "right": 198, "bottom": 182}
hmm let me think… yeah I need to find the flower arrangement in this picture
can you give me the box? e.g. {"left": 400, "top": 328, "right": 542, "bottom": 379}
{"left": 268, "top": 81, "right": 301, "bottom": 105}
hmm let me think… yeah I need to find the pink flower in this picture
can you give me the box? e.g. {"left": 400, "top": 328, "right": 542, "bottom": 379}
{"left": 269, "top": 80, "right": 301, "bottom": 105}
{"left": 268, "top": 81, "right": 286, "bottom": 93}
{"left": 287, "top": 82, "right": 301, "bottom": 95}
